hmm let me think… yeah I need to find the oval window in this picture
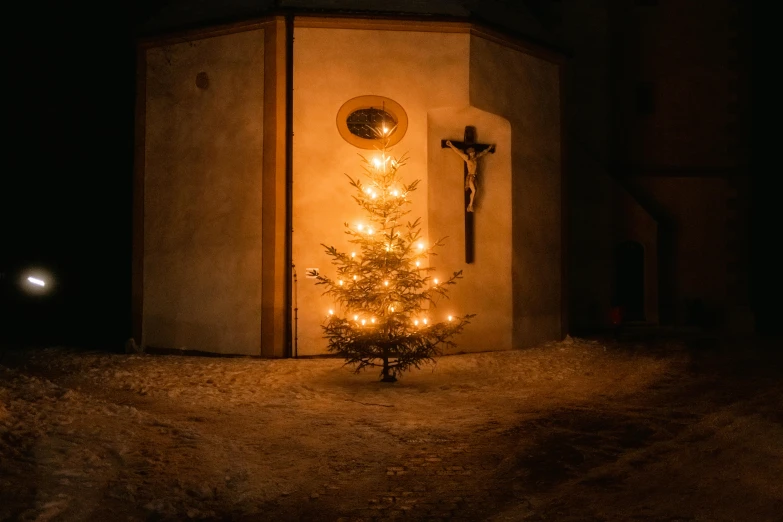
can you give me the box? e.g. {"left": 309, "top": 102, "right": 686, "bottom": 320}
{"left": 346, "top": 108, "right": 397, "bottom": 140}
{"left": 337, "top": 95, "right": 408, "bottom": 149}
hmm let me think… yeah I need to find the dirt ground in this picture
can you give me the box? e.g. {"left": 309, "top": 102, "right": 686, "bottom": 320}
{"left": 1, "top": 336, "right": 781, "bottom": 521}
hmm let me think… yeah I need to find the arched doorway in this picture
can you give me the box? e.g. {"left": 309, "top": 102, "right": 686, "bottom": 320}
{"left": 615, "top": 241, "right": 645, "bottom": 322}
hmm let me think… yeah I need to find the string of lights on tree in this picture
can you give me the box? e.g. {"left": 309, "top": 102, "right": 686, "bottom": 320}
{"left": 316, "top": 127, "right": 473, "bottom": 382}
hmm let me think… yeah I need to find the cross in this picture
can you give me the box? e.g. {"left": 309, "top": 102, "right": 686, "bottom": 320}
{"left": 441, "top": 126, "right": 495, "bottom": 264}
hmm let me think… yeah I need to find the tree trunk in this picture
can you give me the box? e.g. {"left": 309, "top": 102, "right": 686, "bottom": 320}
{"left": 380, "top": 356, "right": 397, "bottom": 382}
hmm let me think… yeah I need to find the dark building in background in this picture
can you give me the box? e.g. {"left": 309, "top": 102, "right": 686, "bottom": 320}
{"left": 529, "top": 0, "right": 753, "bottom": 332}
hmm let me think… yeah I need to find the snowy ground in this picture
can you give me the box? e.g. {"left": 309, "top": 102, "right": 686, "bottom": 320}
{"left": 1, "top": 336, "right": 781, "bottom": 521}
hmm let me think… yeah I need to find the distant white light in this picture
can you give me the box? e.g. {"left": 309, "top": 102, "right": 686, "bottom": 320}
{"left": 20, "top": 268, "right": 53, "bottom": 295}
{"left": 28, "top": 277, "right": 45, "bottom": 287}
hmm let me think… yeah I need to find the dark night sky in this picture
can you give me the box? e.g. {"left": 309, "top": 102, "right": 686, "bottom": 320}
{"left": 4, "top": 2, "right": 155, "bottom": 347}
{"left": 2, "top": 2, "right": 778, "bottom": 348}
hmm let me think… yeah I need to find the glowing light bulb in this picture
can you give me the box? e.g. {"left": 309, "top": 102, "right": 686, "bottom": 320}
{"left": 328, "top": 309, "right": 334, "bottom": 315}
{"left": 365, "top": 187, "right": 371, "bottom": 194}
{"left": 354, "top": 315, "right": 359, "bottom": 321}
{"left": 371, "top": 192, "right": 377, "bottom": 199}
{"left": 357, "top": 224, "right": 364, "bottom": 231}
{"left": 415, "top": 261, "right": 420, "bottom": 267}
{"left": 338, "top": 279, "right": 343, "bottom": 286}
{"left": 391, "top": 189, "right": 399, "bottom": 197}
{"left": 373, "top": 157, "right": 382, "bottom": 168}
{"left": 382, "top": 126, "right": 388, "bottom": 135}
{"left": 353, "top": 275, "right": 357, "bottom": 280}
{"left": 371, "top": 318, "right": 376, "bottom": 324}
{"left": 418, "top": 243, "right": 424, "bottom": 250}
{"left": 384, "top": 280, "right": 389, "bottom": 286}
{"left": 390, "top": 306, "right": 395, "bottom": 312}
{"left": 423, "top": 318, "right": 428, "bottom": 325}
{"left": 351, "top": 252, "right": 356, "bottom": 258}
{"left": 361, "top": 319, "right": 366, "bottom": 325}
{"left": 448, "top": 315, "right": 453, "bottom": 321}
{"left": 414, "top": 319, "right": 419, "bottom": 326}
{"left": 367, "top": 228, "right": 373, "bottom": 235}
{"left": 433, "top": 278, "right": 439, "bottom": 285}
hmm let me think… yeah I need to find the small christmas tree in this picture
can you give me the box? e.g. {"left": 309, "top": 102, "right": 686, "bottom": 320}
{"left": 316, "top": 130, "right": 473, "bottom": 382}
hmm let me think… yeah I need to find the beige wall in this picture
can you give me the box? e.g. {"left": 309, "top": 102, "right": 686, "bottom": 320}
{"left": 292, "top": 27, "right": 471, "bottom": 355}
{"left": 468, "top": 36, "right": 563, "bottom": 347}
{"left": 428, "top": 107, "right": 513, "bottom": 352}
{"left": 139, "top": 22, "right": 563, "bottom": 356}
{"left": 293, "top": 26, "right": 562, "bottom": 355}
{"left": 143, "top": 29, "right": 265, "bottom": 355}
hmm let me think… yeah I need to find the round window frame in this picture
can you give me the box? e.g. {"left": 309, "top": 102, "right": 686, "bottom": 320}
{"left": 336, "top": 95, "right": 408, "bottom": 149}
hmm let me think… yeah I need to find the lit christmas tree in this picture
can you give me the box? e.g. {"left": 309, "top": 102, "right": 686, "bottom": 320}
{"left": 316, "top": 130, "right": 473, "bottom": 382}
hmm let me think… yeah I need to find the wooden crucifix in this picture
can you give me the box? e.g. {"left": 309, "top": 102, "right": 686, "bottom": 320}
{"left": 441, "top": 126, "right": 496, "bottom": 264}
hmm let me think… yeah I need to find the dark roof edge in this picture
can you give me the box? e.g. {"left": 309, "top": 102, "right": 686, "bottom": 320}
{"left": 136, "top": 9, "right": 571, "bottom": 62}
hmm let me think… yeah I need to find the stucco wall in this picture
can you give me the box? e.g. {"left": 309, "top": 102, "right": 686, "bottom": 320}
{"left": 468, "top": 36, "right": 563, "bottom": 347}
{"left": 143, "top": 29, "right": 265, "bottom": 355}
{"left": 292, "top": 27, "right": 470, "bottom": 355}
{"left": 428, "top": 107, "right": 513, "bottom": 353}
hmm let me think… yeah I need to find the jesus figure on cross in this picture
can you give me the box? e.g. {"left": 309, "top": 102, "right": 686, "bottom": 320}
{"left": 445, "top": 140, "right": 496, "bottom": 212}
